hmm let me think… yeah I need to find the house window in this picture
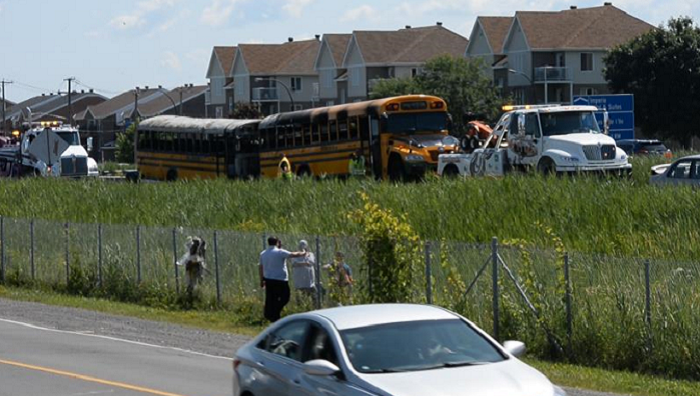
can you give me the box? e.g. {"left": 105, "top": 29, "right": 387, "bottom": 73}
{"left": 326, "top": 101, "right": 335, "bottom": 107}
{"left": 293, "top": 104, "right": 303, "bottom": 111}
{"left": 581, "top": 53, "right": 593, "bottom": 72}
{"left": 411, "top": 68, "right": 420, "bottom": 78}
{"left": 291, "top": 77, "right": 302, "bottom": 92}
{"left": 215, "top": 107, "right": 223, "bottom": 119}
{"left": 580, "top": 87, "right": 597, "bottom": 96}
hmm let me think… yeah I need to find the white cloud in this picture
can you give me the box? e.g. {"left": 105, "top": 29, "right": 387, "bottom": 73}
{"left": 341, "top": 5, "right": 377, "bottom": 22}
{"left": 201, "top": 0, "right": 243, "bottom": 26}
{"left": 283, "top": 0, "right": 314, "bottom": 18}
{"left": 110, "top": 0, "right": 178, "bottom": 30}
{"left": 161, "top": 51, "right": 182, "bottom": 71}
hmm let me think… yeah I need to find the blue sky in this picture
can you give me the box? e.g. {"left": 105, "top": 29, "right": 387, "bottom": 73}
{"left": 0, "top": 0, "right": 697, "bottom": 102}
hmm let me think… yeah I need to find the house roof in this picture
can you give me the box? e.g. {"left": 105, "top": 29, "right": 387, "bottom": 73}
{"left": 5, "top": 92, "right": 107, "bottom": 121}
{"left": 213, "top": 46, "right": 237, "bottom": 76}
{"left": 351, "top": 25, "right": 469, "bottom": 65}
{"left": 138, "top": 85, "right": 208, "bottom": 118}
{"left": 324, "top": 34, "right": 352, "bottom": 67}
{"left": 1, "top": 99, "right": 14, "bottom": 108}
{"left": 514, "top": 5, "right": 654, "bottom": 50}
{"left": 477, "top": 17, "right": 513, "bottom": 54}
{"left": 238, "top": 39, "right": 321, "bottom": 75}
{"left": 76, "top": 88, "right": 160, "bottom": 121}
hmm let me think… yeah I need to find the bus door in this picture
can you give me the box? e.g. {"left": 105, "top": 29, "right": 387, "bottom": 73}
{"left": 238, "top": 130, "right": 261, "bottom": 179}
{"left": 369, "top": 116, "right": 382, "bottom": 178}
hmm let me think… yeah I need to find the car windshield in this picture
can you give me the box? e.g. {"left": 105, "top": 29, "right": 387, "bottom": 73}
{"left": 385, "top": 112, "right": 449, "bottom": 134}
{"left": 540, "top": 111, "right": 601, "bottom": 136}
{"left": 57, "top": 131, "right": 80, "bottom": 146}
{"left": 340, "top": 319, "right": 506, "bottom": 374}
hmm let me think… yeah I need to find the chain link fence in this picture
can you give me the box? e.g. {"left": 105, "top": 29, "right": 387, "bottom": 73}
{"left": 1, "top": 216, "right": 699, "bottom": 375}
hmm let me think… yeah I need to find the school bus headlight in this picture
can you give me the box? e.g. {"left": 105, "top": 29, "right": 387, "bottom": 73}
{"left": 405, "top": 154, "right": 425, "bottom": 163}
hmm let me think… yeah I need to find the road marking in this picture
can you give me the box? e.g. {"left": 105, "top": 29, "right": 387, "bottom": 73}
{"left": 0, "top": 318, "right": 233, "bottom": 360}
{"left": 0, "top": 358, "right": 179, "bottom": 396}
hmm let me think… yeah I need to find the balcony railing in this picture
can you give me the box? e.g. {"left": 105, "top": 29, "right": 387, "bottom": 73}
{"left": 534, "top": 67, "right": 571, "bottom": 83}
{"left": 252, "top": 87, "right": 279, "bottom": 101}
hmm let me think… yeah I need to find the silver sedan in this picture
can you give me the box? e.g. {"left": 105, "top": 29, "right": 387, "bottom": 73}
{"left": 233, "top": 304, "right": 564, "bottom": 396}
{"left": 650, "top": 155, "right": 700, "bottom": 187}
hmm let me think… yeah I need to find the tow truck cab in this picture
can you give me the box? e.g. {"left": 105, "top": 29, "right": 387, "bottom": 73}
{"left": 21, "top": 122, "right": 98, "bottom": 178}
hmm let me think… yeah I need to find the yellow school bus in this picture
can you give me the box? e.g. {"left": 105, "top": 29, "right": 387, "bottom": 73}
{"left": 136, "top": 116, "right": 260, "bottom": 181}
{"left": 258, "top": 95, "right": 458, "bottom": 180}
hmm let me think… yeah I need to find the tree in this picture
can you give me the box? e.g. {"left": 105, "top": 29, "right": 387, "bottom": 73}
{"left": 370, "top": 55, "right": 505, "bottom": 133}
{"left": 605, "top": 17, "right": 700, "bottom": 146}
{"left": 230, "top": 102, "right": 264, "bottom": 120}
{"left": 115, "top": 123, "right": 136, "bottom": 164}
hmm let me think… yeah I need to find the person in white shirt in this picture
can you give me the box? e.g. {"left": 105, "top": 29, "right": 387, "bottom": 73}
{"left": 291, "top": 240, "right": 316, "bottom": 305}
{"left": 259, "top": 236, "right": 307, "bottom": 322}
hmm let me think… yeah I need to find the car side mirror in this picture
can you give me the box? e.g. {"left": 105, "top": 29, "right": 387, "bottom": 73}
{"left": 517, "top": 114, "right": 526, "bottom": 137}
{"left": 303, "top": 360, "right": 341, "bottom": 377}
{"left": 603, "top": 111, "right": 611, "bottom": 135}
{"left": 503, "top": 341, "right": 526, "bottom": 358}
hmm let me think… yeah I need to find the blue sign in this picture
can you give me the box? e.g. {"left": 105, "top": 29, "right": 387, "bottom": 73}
{"left": 573, "top": 94, "right": 635, "bottom": 141}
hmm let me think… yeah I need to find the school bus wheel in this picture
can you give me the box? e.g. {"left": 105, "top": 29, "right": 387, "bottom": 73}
{"left": 388, "top": 154, "right": 406, "bottom": 182}
{"left": 166, "top": 169, "right": 178, "bottom": 182}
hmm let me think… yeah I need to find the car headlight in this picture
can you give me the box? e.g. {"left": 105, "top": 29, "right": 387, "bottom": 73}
{"left": 405, "top": 155, "right": 425, "bottom": 163}
{"left": 559, "top": 155, "right": 580, "bottom": 163}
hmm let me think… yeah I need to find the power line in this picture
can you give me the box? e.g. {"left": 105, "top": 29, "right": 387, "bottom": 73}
{"left": 74, "top": 79, "right": 120, "bottom": 96}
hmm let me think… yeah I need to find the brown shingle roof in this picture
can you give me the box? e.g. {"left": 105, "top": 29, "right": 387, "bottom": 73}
{"left": 324, "top": 34, "right": 352, "bottom": 67}
{"left": 214, "top": 46, "right": 237, "bottom": 76}
{"left": 516, "top": 5, "right": 654, "bottom": 50}
{"left": 352, "top": 25, "right": 468, "bottom": 65}
{"left": 79, "top": 89, "right": 160, "bottom": 120}
{"left": 478, "top": 17, "right": 513, "bottom": 54}
{"left": 139, "top": 85, "right": 208, "bottom": 117}
{"left": 238, "top": 39, "right": 321, "bottom": 75}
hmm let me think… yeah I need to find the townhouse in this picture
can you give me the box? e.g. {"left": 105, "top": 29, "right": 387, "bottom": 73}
{"left": 468, "top": 3, "right": 654, "bottom": 104}
{"left": 205, "top": 46, "right": 237, "bottom": 119}
{"left": 3, "top": 90, "right": 106, "bottom": 128}
{"left": 314, "top": 34, "right": 352, "bottom": 106}
{"left": 230, "top": 38, "right": 321, "bottom": 116}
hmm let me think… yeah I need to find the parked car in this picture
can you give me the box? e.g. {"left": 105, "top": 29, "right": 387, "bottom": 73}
{"left": 650, "top": 155, "right": 700, "bottom": 187}
{"left": 617, "top": 139, "right": 672, "bottom": 157}
{"left": 233, "top": 304, "right": 565, "bottom": 396}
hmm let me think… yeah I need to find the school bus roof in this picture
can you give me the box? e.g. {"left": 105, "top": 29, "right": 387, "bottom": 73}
{"left": 138, "top": 115, "right": 261, "bottom": 135}
{"left": 259, "top": 95, "right": 446, "bottom": 130}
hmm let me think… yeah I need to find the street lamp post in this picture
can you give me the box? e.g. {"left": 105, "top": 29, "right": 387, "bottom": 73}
{"left": 508, "top": 69, "right": 533, "bottom": 104}
{"left": 157, "top": 88, "right": 180, "bottom": 116}
{"left": 255, "top": 77, "right": 295, "bottom": 112}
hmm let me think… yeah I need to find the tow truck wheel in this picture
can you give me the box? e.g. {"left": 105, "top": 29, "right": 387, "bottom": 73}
{"left": 537, "top": 158, "right": 555, "bottom": 176}
{"left": 443, "top": 165, "right": 460, "bottom": 178}
{"left": 166, "top": 169, "right": 178, "bottom": 182}
{"left": 388, "top": 156, "right": 405, "bottom": 182}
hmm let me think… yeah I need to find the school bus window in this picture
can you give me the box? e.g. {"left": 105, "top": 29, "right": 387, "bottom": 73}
{"left": 173, "top": 133, "right": 181, "bottom": 152}
{"left": 202, "top": 135, "right": 211, "bottom": 154}
{"left": 330, "top": 121, "right": 338, "bottom": 142}
{"left": 338, "top": 120, "right": 349, "bottom": 141}
{"left": 192, "top": 134, "right": 200, "bottom": 153}
{"left": 294, "top": 124, "right": 303, "bottom": 147}
{"left": 311, "top": 123, "right": 319, "bottom": 144}
{"left": 320, "top": 122, "right": 329, "bottom": 143}
{"left": 349, "top": 118, "right": 359, "bottom": 139}
{"left": 162, "top": 132, "right": 172, "bottom": 152}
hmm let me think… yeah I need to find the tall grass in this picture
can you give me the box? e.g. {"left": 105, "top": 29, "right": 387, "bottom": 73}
{"left": 0, "top": 154, "right": 694, "bottom": 260}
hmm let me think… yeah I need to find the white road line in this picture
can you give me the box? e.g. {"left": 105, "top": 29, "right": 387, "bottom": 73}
{"left": 0, "top": 317, "right": 234, "bottom": 361}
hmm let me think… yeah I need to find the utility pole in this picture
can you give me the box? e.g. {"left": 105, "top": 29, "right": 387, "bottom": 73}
{"left": 179, "top": 87, "right": 184, "bottom": 116}
{"left": 133, "top": 87, "right": 140, "bottom": 166}
{"left": 64, "top": 77, "right": 76, "bottom": 126}
{"left": 1, "top": 80, "right": 13, "bottom": 136}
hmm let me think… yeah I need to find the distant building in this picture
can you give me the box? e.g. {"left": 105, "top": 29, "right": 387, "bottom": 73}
{"left": 206, "top": 46, "right": 237, "bottom": 119}
{"left": 314, "top": 34, "right": 352, "bottom": 106}
{"left": 3, "top": 91, "right": 106, "bottom": 129}
{"left": 231, "top": 38, "right": 321, "bottom": 116}
{"left": 465, "top": 16, "right": 513, "bottom": 85}
{"left": 341, "top": 24, "right": 469, "bottom": 102}
{"left": 468, "top": 4, "right": 655, "bottom": 104}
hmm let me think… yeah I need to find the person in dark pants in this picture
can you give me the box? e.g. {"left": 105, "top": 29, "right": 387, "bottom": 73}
{"left": 259, "top": 237, "right": 307, "bottom": 323}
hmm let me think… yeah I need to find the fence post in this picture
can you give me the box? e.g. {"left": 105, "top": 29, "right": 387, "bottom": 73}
{"left": 97, "top": 224, "right": 103, "bottom": 287}
{"left": 214, "top": 231, "right": 221, "bottom": 306}
{"left": 492, "top": 237, "right": 500, "bottom": 342}
{"left": 0, "top": 216, "right": 4, "bottom": 283}
{"left": 425, "top": 242, "right": 433, "bottom": 305}
{"left": 136, "top": 225, "right": 141, "bottom": 285}
{"left": 564, "top": 252, "right": 572, "bottom": 349}
{"left": 645, "top": 259, "right": 652, "bottom": 351}
{"left": 172, "top": 228, "right": 179, "bottom": 294}
{"left": 315, "top": 236, "right": 322, "bottom": 309}
{"left": 65, "top": 223, "right": 70, "bottom": 287}
{"left": 30, "top": 220, "right": 35, "bottom": 280}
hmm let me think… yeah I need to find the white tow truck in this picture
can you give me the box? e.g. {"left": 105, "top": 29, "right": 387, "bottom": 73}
{"left": 0, "top": 121, "right": 99, "bottom": 178}
{"left": 438, "top": 105, "right": 632, "bottom": 177}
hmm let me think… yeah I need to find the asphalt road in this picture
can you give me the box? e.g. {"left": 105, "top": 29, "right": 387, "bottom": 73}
{"left": 0, "top": 298, "right": 608, "bottom": 396}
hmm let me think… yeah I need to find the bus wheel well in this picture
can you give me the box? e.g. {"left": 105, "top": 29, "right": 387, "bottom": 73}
{"left": 443, "top": 164, "right": 460, "bottom": 178}
{"left": 166, "top": 169, "right": 178, "bottom": 182}
{"left": 296, "top": 164, "right": 311, "bottom": 177}
{"left": 388, "top": 153, "right": 405, "bottom": 182}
